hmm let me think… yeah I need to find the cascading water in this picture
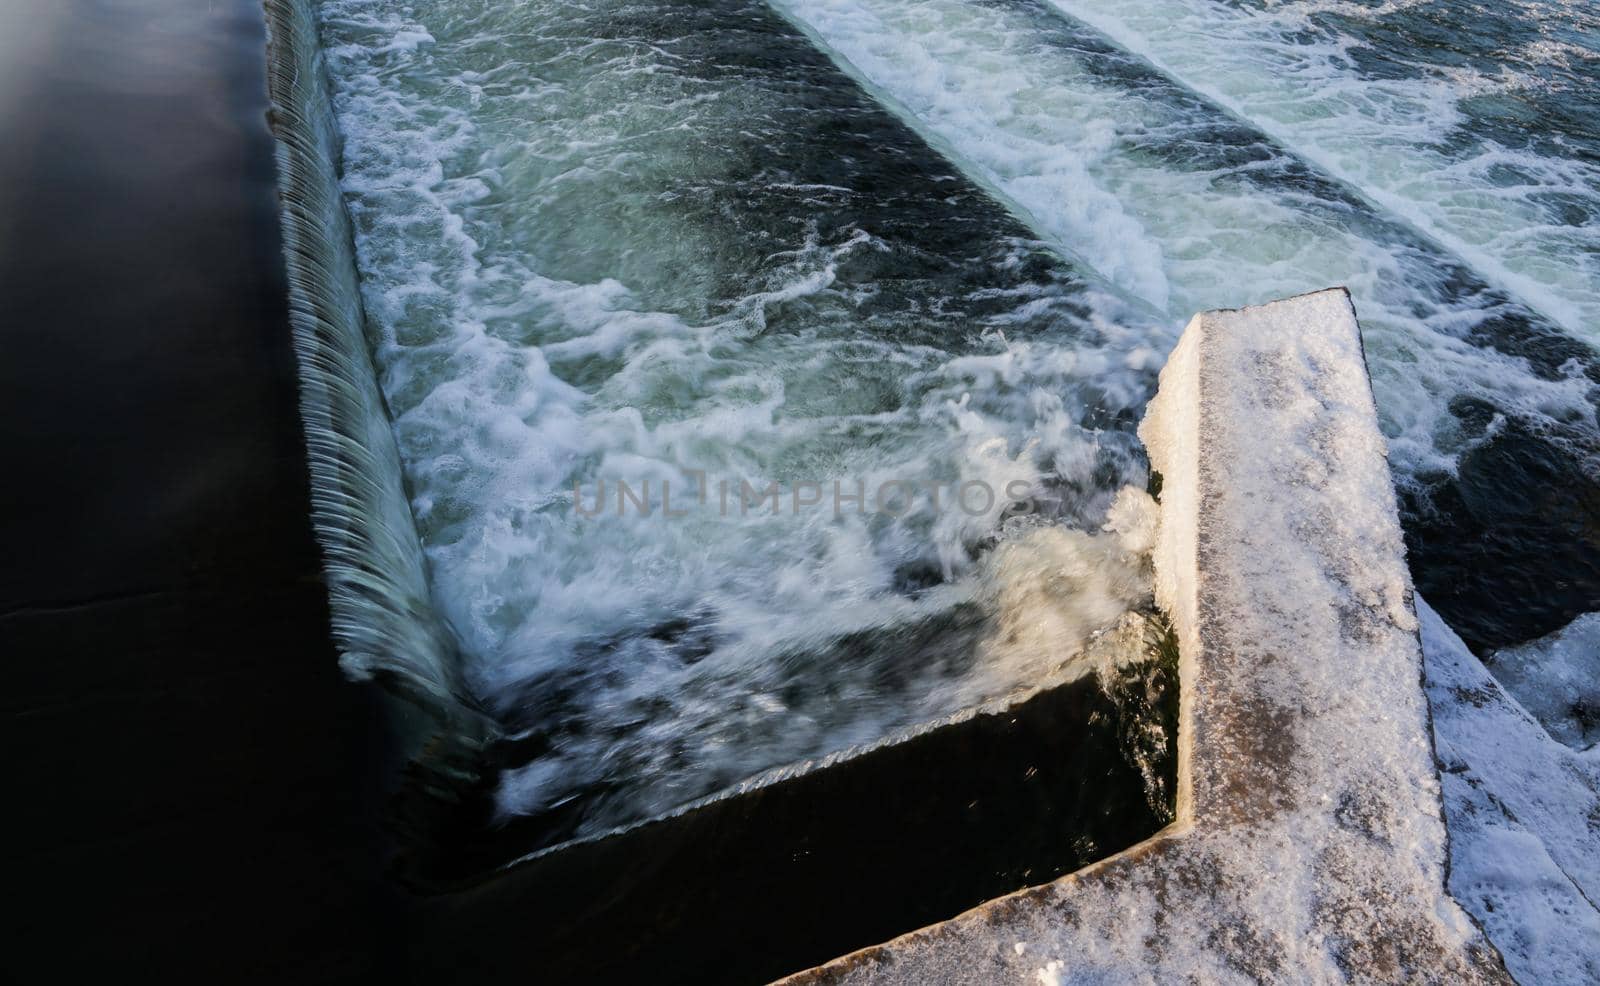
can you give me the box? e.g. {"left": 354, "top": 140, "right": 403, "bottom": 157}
{"left": 769, "top": 0, "right": 1600, "bottom": 650}
{"left": 302, "top": 0, "right": 1174, "bottom": 844}
{"left": 270, "top": 0, "right": 1595, "bottom": 860}
{"left": 1045, "top": 0, "right": 1600, "bottom": 338}
{"left": 264, "top": 0, "right": 488, "bottom": 755}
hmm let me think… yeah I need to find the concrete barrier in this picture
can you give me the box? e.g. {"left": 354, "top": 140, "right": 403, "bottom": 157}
{"left": 784, "top": 289, "right": 1511, "bottom": 984}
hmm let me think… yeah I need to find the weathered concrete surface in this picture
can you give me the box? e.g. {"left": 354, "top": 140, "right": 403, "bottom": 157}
{"left": 782, "top": 289, "right": 1510, "bottom": 984}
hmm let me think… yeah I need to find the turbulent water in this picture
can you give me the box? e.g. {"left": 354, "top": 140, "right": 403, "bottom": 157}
{"left": 1049, "top": 0, "right": 1600, "bottom": 337}
{"left": 315, "top": 0, "right": 1599, "bottom": 836}
{"left": 317, "top": 0, "right": 1170, "bottom": 838}
{"left": 771, "top": 0, "right": 1600, "bottom": 648}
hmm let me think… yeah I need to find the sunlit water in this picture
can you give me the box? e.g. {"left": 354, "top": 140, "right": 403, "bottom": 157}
{"left": 774, "top": 0, "right": 1594, "bottom": 486}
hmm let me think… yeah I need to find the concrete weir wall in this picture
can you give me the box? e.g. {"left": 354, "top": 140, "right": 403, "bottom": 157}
{"left": 786, "top": 289, "right": 1511, "bottom": 984}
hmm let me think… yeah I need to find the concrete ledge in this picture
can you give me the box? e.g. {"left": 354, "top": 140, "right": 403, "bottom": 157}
{"left": 784, "top": 289, "right": 1510, "bottom": 984}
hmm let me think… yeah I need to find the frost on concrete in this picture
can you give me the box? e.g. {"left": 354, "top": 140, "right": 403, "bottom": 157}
{"left": 1482, "top": 612, "right": 1600, "bottom": 751}
{"left": 1421, "top": 598, "right": 1600, "bottom": 985}
{"left": 781, "top": 289, "right": 1508, "bottom": 985}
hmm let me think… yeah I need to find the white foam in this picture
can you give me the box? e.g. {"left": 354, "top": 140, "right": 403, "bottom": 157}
{"left": 1043, "top": 0, "right": 1600, "bottom": 338}
{"left": 770, "top": 0, "right": 1597, "bottom": 491}
{"left": 317, "top": 0, "right": 1165, "bottom": 831}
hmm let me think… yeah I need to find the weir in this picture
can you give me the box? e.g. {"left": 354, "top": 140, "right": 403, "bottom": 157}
{"left": 263, "top": 0, "right": 1179, "bottom": 963}
{"left": 266, "top": 0, "right": 1525, "bottom": 979}
{"left": 770, "top": 0, "right": 1600, "bottom": 654}
{"left": 265, "top": 0, "right": 490, "bottom": 765}
{"left": 302, "top": 0, "right": 1184, "bottom": 850}
{"left": 785, "top": 290, "right": 1512, "bottom": 984}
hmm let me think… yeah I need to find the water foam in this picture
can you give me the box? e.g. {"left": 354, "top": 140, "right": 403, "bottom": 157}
{"left": 1043, "top": 0, "right": 1600, "bottom": 338}
{"left": 770, "top": 0, "right": 1598, "bottom": 492}
{"left": 264, "top": 0, "right": 485, "bottom": 740}
{"left": 316, "top": 0, "right": 1169, "bottom": 836}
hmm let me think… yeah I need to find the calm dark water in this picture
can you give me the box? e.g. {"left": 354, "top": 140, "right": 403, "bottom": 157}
{"left": 0, "top": 0, "right": 394, "bottom": 980}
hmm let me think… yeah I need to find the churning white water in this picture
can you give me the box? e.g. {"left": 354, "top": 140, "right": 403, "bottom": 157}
{"left": 317, "top": 0, "right": 1169, "bottom": 836}
{"left": 1045, "top": 0, "right": 1600, "bottom": 338}
{"left": 312, "top": 0, "right": 1597, "bottom": 837}
{"left": 770, "top": 0, "right": 1597, "bottom": 488}
{"left": 770, "top": 0, "right": 1600, "bottom": 657}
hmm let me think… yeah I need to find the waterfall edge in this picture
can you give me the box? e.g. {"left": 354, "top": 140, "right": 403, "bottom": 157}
{"left": 262, "top": 0, "right": 493, "bottom": 758}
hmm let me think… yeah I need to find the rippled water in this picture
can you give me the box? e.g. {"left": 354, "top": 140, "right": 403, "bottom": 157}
{"left": 777, "top": 0, "right": 1593, "bottom": 472}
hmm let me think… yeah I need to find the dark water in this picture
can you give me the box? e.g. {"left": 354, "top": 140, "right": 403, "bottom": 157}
{"left": 0, "top": 0, "right": 393, "bottom": 980}
{"left": 1295, "top": 0, "right": 1600, "bottom": 169}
